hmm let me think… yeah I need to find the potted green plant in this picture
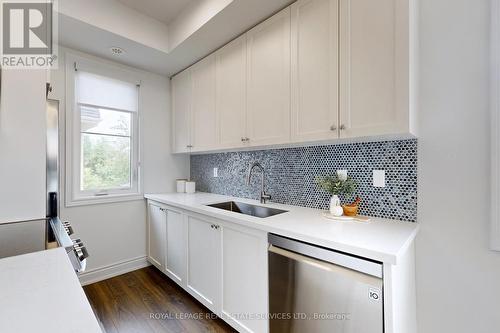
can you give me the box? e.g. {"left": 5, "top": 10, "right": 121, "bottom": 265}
{"left": 316, "top": 171, "right": 357, "bottom": 216}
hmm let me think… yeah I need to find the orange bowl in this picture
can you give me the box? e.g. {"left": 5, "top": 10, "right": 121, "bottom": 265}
{"left": 342, "top": 205, "right": 358, "bottom": 217}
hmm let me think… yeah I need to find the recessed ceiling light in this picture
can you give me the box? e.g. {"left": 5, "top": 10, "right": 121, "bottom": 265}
{"left": 109, "top": 47, "right": 125, "bottom": 56}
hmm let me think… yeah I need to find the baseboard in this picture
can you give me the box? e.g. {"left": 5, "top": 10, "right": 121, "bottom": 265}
{"left": 79, "top": 256, "right": 151, "bottom": 286}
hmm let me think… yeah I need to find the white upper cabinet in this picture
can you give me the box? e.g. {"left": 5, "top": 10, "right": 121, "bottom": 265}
{"left": 172, "top": 69, "right": 192, "bottom": 153}
{"left": 291, "top": 0, "right": 339, "bottom": 142}
{"left": 170, "top": 0, "right": 417, "bottom": 153}
{"left": 191, "top": 54, "right": 218, "bottom": 152}
{"left": 216, "top": 35, "right": 248, "bottom": 149}
{"left": 339, "top": 0, "right": 414, "bottom": 138}
{"left": 246, "top": 7, "right": 291, "bottom": 146}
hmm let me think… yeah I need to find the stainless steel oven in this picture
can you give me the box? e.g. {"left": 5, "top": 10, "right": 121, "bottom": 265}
{"left": 268, "top": 234, "right": 384, "bottom": 333}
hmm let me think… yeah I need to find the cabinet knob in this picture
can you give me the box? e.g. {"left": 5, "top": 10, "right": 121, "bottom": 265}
{"left": 340, "top": 124, "right": 346, "bottom": 130}
{"left": 245, "top": 137, "right": 250, "bottom": 142}
{"left": 330, "top": 125, "right": 337, "bottom": 131}
{"left": 241, "top": 137, "right": 246, "bottom": 142}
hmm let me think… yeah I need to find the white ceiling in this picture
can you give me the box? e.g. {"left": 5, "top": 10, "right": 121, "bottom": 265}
{"left": 58, "top": 0, "right": 294, "bottom": 75}
{"left": 116, "top": 0, "right": 195, "bottom": 24}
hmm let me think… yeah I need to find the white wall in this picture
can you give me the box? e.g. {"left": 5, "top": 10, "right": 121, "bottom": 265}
{"left": 417, "top": 0, "right": 500, "bottom": 332}
{"left": 0, "top": 69, "right": 47, "bottom": 223}
{"left": 49, "top": 48, "right": 189, "bottom": 282}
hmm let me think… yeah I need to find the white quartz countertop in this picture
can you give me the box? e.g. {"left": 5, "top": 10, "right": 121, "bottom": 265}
{"left": 145, "top": 192, "right": 419, "bottom": 265}
{"left": 0, "top": 248, "right": 102, "bottom": 333}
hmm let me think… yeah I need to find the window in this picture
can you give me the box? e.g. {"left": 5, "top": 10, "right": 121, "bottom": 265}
{"left": 66, "top": 55, "right": 141, "bottom": 205}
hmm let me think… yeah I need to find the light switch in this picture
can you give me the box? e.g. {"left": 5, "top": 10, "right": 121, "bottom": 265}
{"left": 213, "top": 167, "right": 218, "bottom": 177}
{"left": 373, "top": 170, "right": 385, "bottom": 188}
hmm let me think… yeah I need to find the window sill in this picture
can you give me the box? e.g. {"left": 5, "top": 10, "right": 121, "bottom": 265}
{"left": 65, "top": 193, "right": 145, "bottom": 208}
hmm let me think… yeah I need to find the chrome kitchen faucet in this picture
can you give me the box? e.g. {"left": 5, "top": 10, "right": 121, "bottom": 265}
{"left": 246, "top": 162, "right": 271, "bottom": 204}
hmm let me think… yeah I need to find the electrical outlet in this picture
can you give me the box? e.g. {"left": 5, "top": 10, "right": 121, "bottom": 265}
{"left": 373, "top": 170, "right": 385, "bottom": 188}
{"left": 337, "top": 170, "right": 348, "bottom": 180}
{"left": 213, "top": 167, "right": 218, "bottom": 177}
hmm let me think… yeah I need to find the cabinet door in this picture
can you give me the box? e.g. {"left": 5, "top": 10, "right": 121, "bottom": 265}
{"left": 291, "top": 0, "right": 339, "bottom": 142}
{"left": 221, "top": 224, "right": 268, "bottom": 333}
{"left": 246, "top": 7, "right": 291, "bottom": 146}
{"left": 172, "top": 69, "right": 192, "bottom": 153}
{"left": 165, "top": 209, "right": 186, "bottom": 287}
{"left": 186, "top": 215, "right": 220, "bottom": 312}
{"left": 191, "top": 55, "right": 218, "bottom": 152}
{"left": 147, "top": 203, "right": 166, "bottom": 269}
{"left": 339, "top": 0, "right": 409, "bottom": 137}
{"left": 216, "top": 35, "right": 247, "bottom": 149}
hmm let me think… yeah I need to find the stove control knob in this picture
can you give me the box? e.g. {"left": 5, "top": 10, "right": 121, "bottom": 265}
{"left": 62, "top": 221, "right": 74, "bottom": 236}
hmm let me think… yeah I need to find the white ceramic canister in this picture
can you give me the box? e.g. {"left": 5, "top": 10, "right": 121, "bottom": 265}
{"left": 185, "top": 181, "right": 196, "bottom": 194}
{"left": 176, "top": 179, "right": 187, "bottom": 193}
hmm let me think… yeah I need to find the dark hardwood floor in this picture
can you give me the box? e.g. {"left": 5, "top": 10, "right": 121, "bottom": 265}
{"left": 84, "top": 266, "right": 237, "bottom": 333}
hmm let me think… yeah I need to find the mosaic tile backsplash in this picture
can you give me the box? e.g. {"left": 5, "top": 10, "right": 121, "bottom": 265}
{"left": 190, "top": 139, "right": 418, "bottom": 222}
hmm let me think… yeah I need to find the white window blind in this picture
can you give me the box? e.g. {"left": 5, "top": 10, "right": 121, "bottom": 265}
{"left": 67, "top": 57, "right": 141, "bottom": 206}
{"left": 76, "top": 71, "right": 138, "bottom": 112}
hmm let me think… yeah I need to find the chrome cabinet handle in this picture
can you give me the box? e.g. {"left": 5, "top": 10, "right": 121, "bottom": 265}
{"left": 330, "top": 125, "right": 337, "bottom": 131}
{"left": 340, "top": 124, "right": 346, "bottom": 130}
{"left": 186, "top": 145, "right": 193, "bottom": 148}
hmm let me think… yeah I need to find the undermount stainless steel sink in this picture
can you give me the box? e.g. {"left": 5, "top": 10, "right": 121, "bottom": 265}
{"left": 206, "top": 201, "right": 288, "bottom": 218}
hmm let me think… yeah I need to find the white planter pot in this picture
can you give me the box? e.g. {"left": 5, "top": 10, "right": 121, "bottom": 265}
{"left": 329, "top": 195, "right": 344, "bottom": 216}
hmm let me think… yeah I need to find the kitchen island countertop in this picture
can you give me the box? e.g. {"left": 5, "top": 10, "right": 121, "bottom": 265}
{"left": 0, "top": 248, "right": 102, "bottom": 333}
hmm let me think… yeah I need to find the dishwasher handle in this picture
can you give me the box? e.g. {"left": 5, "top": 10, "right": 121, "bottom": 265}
{"left": 268, "top": 234, "right": 383, "bottom": 278}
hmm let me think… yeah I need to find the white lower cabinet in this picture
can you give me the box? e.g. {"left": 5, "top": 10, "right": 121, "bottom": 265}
{"left": 147, "top": 201, "right": 269, "bottom": 333}
{"left": 220, "top": 223, "right": 268, "bottom": 333}
{"left": 147, "top": 203, "right": 166, "bottom": 270}
{"left": 165, "top": 209, "right": 186, "bottom": 286}
{"left": 186, "top": 215, "right": 221, "bottom": 311}
{"left": 147, "top": 203, "right": 187, "bottom": 287}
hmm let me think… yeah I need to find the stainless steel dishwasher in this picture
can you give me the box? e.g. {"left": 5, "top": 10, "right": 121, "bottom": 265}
{"left": 268, "top": 234, "right": 384, "bottom": 333}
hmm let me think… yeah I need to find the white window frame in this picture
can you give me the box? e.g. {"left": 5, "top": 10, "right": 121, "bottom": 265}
{"left": 65, "top": 53, "right": 142, "bottom": 206}
{"left": 491, "top": 0, "right": 500, "bottom": 250}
